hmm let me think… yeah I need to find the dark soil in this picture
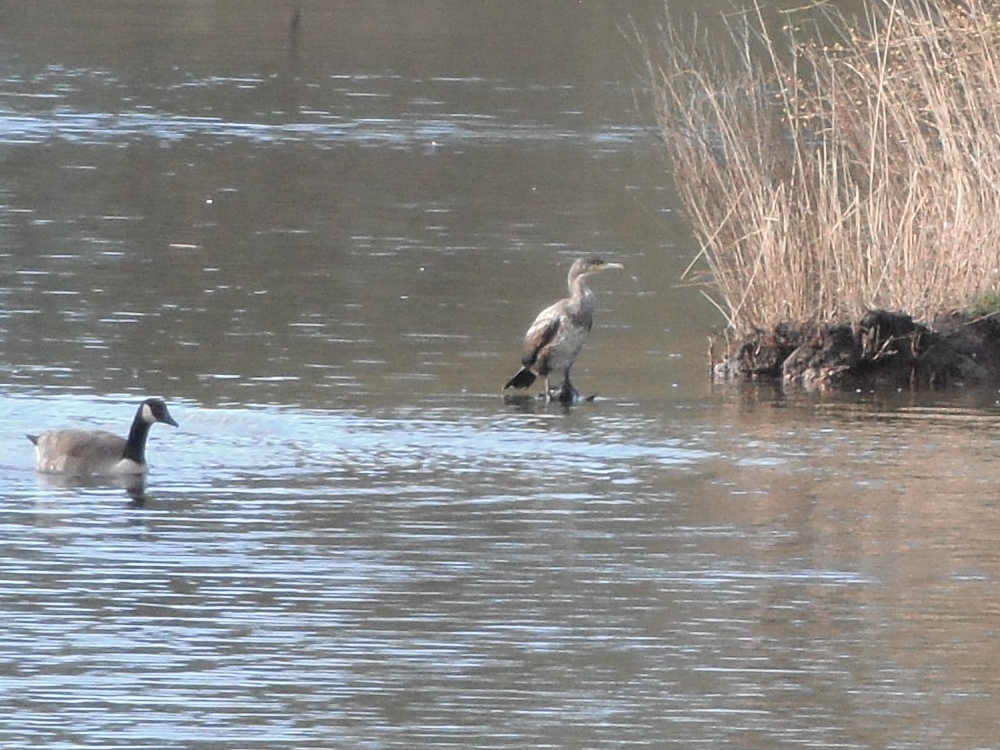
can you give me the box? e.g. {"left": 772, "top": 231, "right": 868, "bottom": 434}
{"left": 712, "top": 309, "right": 1000, "bottom": 390}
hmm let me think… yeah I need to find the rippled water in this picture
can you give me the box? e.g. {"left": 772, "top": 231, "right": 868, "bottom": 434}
{"left": 7, "top": 389, "right": 1000, "bottom": 748}
{"left": 4, "top": 2, "right": 1000, "bottom": 748}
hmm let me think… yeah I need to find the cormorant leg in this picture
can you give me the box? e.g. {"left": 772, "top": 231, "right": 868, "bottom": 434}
{"left": 559, "top": 369, "right": 580, "bottom": 404}
{"left": 557, "top": 376, "right": 578, "bottom": 404}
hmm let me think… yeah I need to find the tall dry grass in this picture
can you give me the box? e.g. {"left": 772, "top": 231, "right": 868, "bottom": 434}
{"left": 649, "top": 0, "right": 1000, "bottom": 335}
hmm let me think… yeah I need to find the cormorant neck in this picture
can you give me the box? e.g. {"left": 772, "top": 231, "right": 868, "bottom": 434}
{"left": 568, "top": 272, "right": 594, "bottom": 302}
{"left": 123, "top": 411, "right": 152, "bottom": 464}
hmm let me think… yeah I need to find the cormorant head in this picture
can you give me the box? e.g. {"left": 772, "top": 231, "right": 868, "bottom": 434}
{"left": 569, "top": 256, "right": 624, "bottom": 282}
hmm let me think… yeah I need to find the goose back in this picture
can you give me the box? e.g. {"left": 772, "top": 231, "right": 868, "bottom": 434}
{"left": 29, "top": 429, "right": 139, "bottom": 475}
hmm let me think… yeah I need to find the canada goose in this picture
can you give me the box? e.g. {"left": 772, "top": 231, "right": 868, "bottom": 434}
{"left": 27, "top": 398, "right": 178, "bottom": 476}
{"left": 503, "top": 256, "right": 623, "bottom": 403}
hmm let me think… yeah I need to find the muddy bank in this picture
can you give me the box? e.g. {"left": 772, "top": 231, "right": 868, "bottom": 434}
{"left": 713, "top": 310, "right": 1000, "bottom": 390}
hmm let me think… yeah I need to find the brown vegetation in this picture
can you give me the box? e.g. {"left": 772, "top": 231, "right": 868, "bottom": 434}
{"left": 647, "top": 0, "right": 1000, "bottom": 386}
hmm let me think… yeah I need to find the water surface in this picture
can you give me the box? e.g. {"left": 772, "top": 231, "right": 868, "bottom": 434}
{"left": 2, "top": 2, "right": 1000, "bottom": 748}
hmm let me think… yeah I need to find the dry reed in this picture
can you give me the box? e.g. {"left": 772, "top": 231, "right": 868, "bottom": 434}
{"left": 648, "top": 0, "right": 1000, "bottom": 335}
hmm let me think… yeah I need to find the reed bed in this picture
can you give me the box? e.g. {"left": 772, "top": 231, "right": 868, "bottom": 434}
{"left": 649, "top": 0, "right": 1000, "bottom": 335}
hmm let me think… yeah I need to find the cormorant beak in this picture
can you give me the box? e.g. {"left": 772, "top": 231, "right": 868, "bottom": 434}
{"left": 602, "top": 262, "right": 624, "bottom": 271}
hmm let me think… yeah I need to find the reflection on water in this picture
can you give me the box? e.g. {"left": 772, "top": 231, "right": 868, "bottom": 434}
{"left": 3, "top": 1, "right": 1000, "bottom": 748}
{"left": 6, "top": 392, "right": 1000, "bottom": 747}
{"left": 32, "top": 469, "right": 149, "bottom": 504}
{"left": 0, "top": 73, "right": 647, "bottom": 149}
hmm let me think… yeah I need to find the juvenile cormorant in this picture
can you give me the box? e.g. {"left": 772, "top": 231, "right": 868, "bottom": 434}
{"left": 503, "top": 256, "right": 623, "bottom": 403}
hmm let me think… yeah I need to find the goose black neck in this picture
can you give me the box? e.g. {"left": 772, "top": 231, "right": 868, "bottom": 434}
{"left": 123, "top": 411, "right": 152, "bottom": 464}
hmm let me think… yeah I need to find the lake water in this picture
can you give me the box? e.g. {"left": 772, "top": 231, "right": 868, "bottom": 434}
{"left": 3, "top": 2, "right": 1000, "bottom": 748}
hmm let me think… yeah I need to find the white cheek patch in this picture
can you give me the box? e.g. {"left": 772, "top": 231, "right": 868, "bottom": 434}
{"left": 141, "top": 403, "right": 155, "bottom": 423}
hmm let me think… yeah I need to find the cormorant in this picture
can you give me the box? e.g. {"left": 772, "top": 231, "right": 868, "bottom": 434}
{"left": 503, "top": 256, "right": 623, "bottom": 403}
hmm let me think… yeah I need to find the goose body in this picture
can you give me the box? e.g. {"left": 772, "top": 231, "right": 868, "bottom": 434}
{"left": 28, "top": 398, "right": 178, "bottom": 476}
{"left": 503, "top": 257, "right": 622, "bottom": 403}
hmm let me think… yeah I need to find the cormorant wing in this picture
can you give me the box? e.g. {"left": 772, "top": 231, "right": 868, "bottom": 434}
{"left": 521, "top": 305, "right": 563, "bottom": 367}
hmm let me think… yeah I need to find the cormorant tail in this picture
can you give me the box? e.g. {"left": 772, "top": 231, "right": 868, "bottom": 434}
{"left": 503, "top": 368, "right": 536, "bottom": 390}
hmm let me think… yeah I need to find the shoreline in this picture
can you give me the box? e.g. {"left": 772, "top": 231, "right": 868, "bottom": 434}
{"left": 712, "top": 310, "right": 1000, "bottom": 391}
